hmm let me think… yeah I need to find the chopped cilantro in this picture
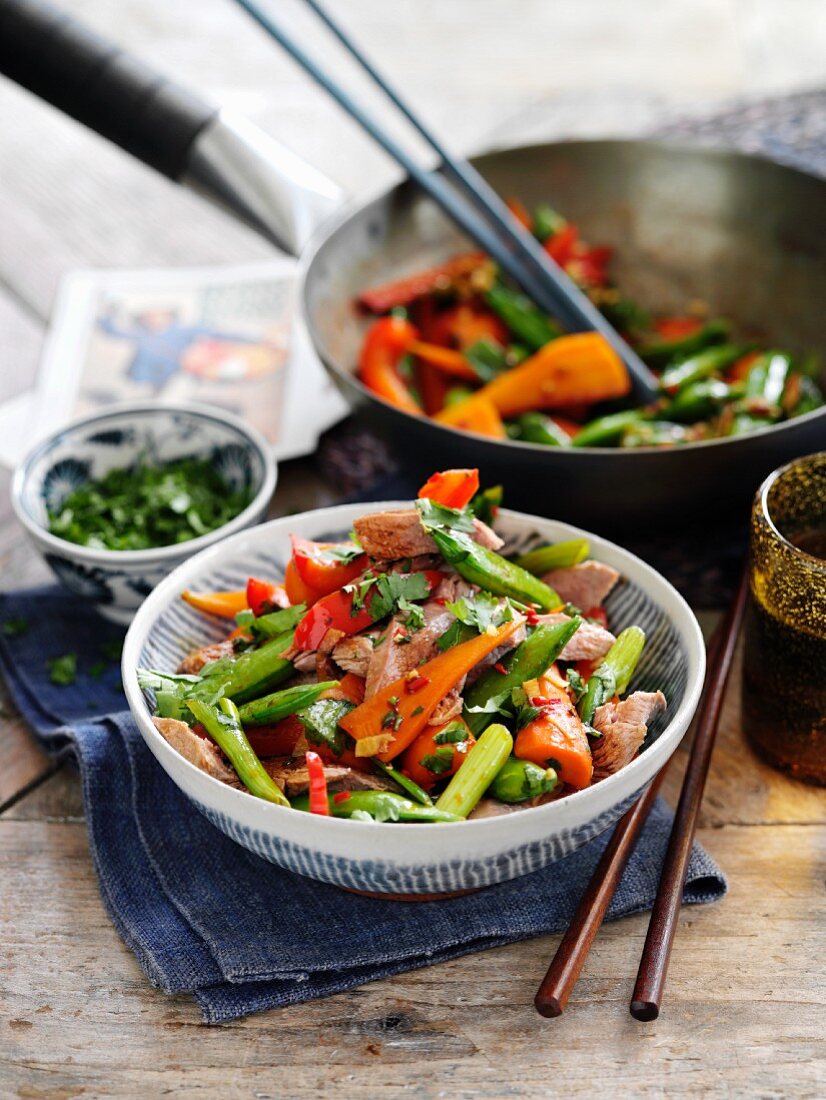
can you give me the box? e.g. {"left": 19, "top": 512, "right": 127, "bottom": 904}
{"left": 47, "top": 456, "right": 251, "bottom": 551}
{"left": 369, "top": 572, "right": 430, "bottom": 624}
{"left": 1, "top": 617, "right": 29, "bottom": 637}
{"left": 436, "top": 620, "right": 476, "bottom": 652}
{"left": 420, "top": 746, "right": 455, "bottom": 775}
{"left": 99, "top": 640, "right": 123, "bottom": 661}
{"left": 47, "top": 653, "right": 77, "bottom": 686}
{"left": 433, "top": 721, "right": 469, "bottom": 746}
{"left": 411, "top": 705, "right": 424, "bottom": 717}
{"left": 344, "top": 573, "right": 378, "bottom": 614}
{"left": 297, "top": 699, "right": 354, "bottom": 757}
{"left": 566, "top": 668, "right": 587, "bottom": 702}
{"left": 415, "top": 497, "right": 476, "bottom": 536}
{"left": 446, "top": 592, "right": 513, "bottom": 636}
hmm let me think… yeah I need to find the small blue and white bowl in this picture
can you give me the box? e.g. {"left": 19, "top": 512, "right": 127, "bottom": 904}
{"left": 123, "top": 501, "right": 705, "bottom": 897}
{"left": 12, "top": 403, "right": 277, "bottom": 624}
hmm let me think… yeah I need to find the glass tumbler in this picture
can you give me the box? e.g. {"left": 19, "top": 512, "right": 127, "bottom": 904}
{"left": 742, "top": 452, "right": 826, "bottom": 786}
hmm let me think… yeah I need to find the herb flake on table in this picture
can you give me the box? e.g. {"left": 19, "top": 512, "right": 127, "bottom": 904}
{"left": 47, "top": 653, "right": 77, "bottom": 686}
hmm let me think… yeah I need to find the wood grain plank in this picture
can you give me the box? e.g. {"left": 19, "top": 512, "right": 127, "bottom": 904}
{"left": 0, "top": 820, "right": 823, "bottom": 1098}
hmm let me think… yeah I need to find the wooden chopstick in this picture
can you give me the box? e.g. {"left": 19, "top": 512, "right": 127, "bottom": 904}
{"left": 534, "top": 592, "right": 735, "bottom": 1019}
{"left": 534, "top": 767, "right": 667, "bottom": 1017}
{"left": 231, "top": 0, "right": 659, "bottom": 401}
{"left": 630, "top": 567, "right": 749, "bottom": 1020}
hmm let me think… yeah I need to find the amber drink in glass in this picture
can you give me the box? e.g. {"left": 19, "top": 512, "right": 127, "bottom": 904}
{"left": 742, "top": 452, "right": 826, "bottom": 785}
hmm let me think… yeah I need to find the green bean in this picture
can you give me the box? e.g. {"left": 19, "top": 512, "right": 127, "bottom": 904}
{"left": 620, "top": 421, "right": 689, "bottom": 448}
{"left": 187, "top": 697, "right": 290, "bottom": 806}
{"left": 464, "top": 339, "right": 508, "bottom": 383}
{"left": 435, "top": 724, "right": 513, "bottom": 817}
{"left": 237, "top": 681, "right": 338, "bottom": 726}
{"left": 464, "top": 618, "right": 581, "bottom": 736}
{"left": 660, "top": 378, "right": 737, "bottom": 422}
{"left": 485, "top": 283, "right": 561, "bottom": 350}
{"left": 428, "top": 528, "right": 561, "bottom": 611}
{"left": 198, "top": 630, "right": 295, "bottom": 704}
{"left": 571, "top": 409, "right": 649, "bottom": 447}
{"left": 578, "top": 626, "right": 646, "bottom": 725}
{"left": 514, "top": 538, "right": 590, "bottom": 575}
{"left": 728, "top": 352, "right": 791, "bottom": 436}
{"left": 509, "top": 412, "right": 572, "bottom": 447}
{"left": 637, "top": 319, "right": 729, "bottom": 367}
{"left": 371, "top": 760, "right": 434, "bottom": 806}
{"left": 660, "top": 344, "right": 746, "bottom": 393}
{"left": 532, "top": 204, "right": 566, "bottom": 243}
{"left": 489, "top": 756, "right": 557, "bottom": 802}
{"left": 290, "top": 790, "right": 460, "bottom": 822}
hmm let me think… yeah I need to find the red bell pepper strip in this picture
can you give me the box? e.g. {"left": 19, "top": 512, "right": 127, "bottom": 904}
{"left": 305, "top": 751, "right": 330, "bottom": 815}
{"left": 653, "top": 316, "right": 704, "bottom": 341}
{"left": 544, "top": 223, "right": 579, "bottom": 267}
{"left": 417, "top": 468, "right": 480, "bottom": 510}
{"left": 245, "top": 714, "right": 304, "bottom": 758}
{"left": 358, "top": 316, "right": 423, "bottom": 415}
{"left": 293, "top": 571, "right": 444, "bottom": 652}
{"left": 416, "top": 360, "right": 452, "bottom": 415}
{"left": 246, "top": 577, "right": 283, "bottom": 617}
{"left": 424, "top": 304, "right": 509, "bottom": 351}
{"left": 357, "top": 252, "right": 485, "bottom": 313}
{"left": 291, "top": 536, "right": 367, "bottom": 598}
{"left": 585, "top": 606, "right": 609, "bottom": 629}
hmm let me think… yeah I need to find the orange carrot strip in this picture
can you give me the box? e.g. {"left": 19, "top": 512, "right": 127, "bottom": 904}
{"left": 340, "top": 617, "right": 524, "bottom": 762}
{"left": 514, "top": 680, "right": 593, "bottom": 789}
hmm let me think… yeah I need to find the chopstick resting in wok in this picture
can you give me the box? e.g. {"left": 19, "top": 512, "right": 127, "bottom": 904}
{"left": 232, "top": 0, "right": 659, "bottom": 402}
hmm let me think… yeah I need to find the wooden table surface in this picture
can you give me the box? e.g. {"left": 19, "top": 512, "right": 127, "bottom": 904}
{"left": 1, "top": 3, "right": 825, "bottom": 1096}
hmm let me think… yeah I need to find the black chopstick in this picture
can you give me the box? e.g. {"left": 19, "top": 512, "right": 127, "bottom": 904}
{"left": 232, "top": 0, "right": 659, "bottom": 401}
{"left": 630, "top": 568, "right": 748, "bottom": 1020}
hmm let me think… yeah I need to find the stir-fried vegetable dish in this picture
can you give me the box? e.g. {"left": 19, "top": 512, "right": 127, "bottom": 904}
{"left": 354, "top": 200, "right": 824, "bottom": 447}
{"left": 139, "top": 469, "right": 666, "bottom": 822}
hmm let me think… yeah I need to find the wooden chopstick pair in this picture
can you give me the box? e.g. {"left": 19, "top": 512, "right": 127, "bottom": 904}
{"left": 232, "top": 0, "right": 659, "bottom": 401}
{"left": 535, "top": 569, "right": 749, "bottom": 1020}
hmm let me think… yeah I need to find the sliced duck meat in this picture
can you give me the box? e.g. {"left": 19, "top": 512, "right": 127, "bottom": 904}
{"left": 468, "top": 798, "right": 525, "bottom": 820}
{"left": 433, "top": 571, "right": 478, "bottom": 603}
{"left": 153, "top": 718, "right": 239, "bottom": 785}
{"left": 262, "top": 760, "right": 396, "bottom": 797}
{"left": 365, "top": 603, "right": 455, "bottom": 697}
{"left": 331, "top": 633, "right": 375, "bottom": 677}
{"left": 177, "top": 637, "right": 235, "bottom": 675}
{"left": 542, "top": 560, "right": 620, "bottom": 611}
{"left": 428, "top": 681, "right": 465, "bottom": 725}
{"left": 537, "top": 612, "right": 616, "bottom": 662}
{"left": 353, "top": 509, "right": 503, "bottom": 561}
{"left": 591, "top": 690, "right": 667, "bottom": 781}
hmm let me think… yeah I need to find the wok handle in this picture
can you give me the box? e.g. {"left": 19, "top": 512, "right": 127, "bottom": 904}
{"left": 0, "top": 0, "right": 342, "bottom": 253}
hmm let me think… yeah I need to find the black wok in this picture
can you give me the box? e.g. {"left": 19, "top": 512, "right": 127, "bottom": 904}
{"left": 3, "top": 0, "right": 825, "bottom": 531}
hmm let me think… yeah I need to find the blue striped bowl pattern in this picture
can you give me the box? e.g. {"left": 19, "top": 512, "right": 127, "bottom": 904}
{"left": 123, "top": 503, "right": 705, "bottom": 895}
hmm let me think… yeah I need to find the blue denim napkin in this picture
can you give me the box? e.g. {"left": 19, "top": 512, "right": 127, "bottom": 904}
{"left": 0, "top": 587, "right": 725, "bottom": 1023}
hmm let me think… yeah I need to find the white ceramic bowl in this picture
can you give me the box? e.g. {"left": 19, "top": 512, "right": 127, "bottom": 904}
{"left": 12, "top": 403, "right": 277, "bottom": 624}
{"left": 123, "top": 502, "right": 705, "bottom": 896}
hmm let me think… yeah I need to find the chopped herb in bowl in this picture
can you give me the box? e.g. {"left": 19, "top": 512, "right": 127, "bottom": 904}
{"left": 47, "top": 457, "right": 252, "bottom": 552}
